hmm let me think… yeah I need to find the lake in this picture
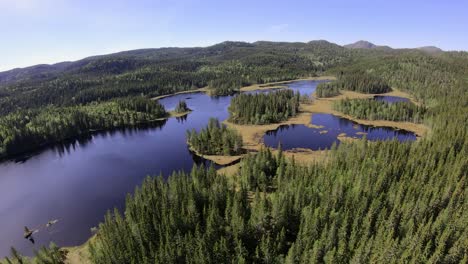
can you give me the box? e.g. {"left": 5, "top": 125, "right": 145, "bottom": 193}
{"left": 0, "top": 80, "right": 415, "bottom": 257}
{"left": 263, "top": 113, "right": 416, "bottom": 150}
{"left": 374, "top": 95, "right": 410, "bottom": 103}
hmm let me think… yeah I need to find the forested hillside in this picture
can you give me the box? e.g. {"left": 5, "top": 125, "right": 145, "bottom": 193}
{"left": 0, "top": 41, "right": 352, "bottom": 115}
{"left": 334, "top": 98, "right": 426, "bottom": 122}
{"left": 0, "top": 97, "right": 166, "bottom": 158}
{"left": 316, "top": 69, "right": 391, "bottom": 96}
{"left": 0, "top": 40, "right": 349, "bottom": 159}
{"left": 1, "top": 41, "right": 467, "bottom": 263}
{"left": 89, "top": 135, "right": 467, "bottom": 263}
{"left": 85, "top": 45, "right": 468, "bottom": 263}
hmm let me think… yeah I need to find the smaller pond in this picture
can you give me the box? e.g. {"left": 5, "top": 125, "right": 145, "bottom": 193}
{"left": 374, "top": 95, "right": 410, "bottom": 103}
{"left": 264, "top": 113, "right": 416, "bottom": 150}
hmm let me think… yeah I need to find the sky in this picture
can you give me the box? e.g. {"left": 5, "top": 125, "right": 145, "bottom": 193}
{"left": 0, "top": 0, "right": 467, "bottom": 71}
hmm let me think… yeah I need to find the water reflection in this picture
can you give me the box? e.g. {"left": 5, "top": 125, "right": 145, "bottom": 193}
{"left": 176, "top": 114, "right": 188, "bottom": 123}
{"left": 374, "top": 95, "right": 410, "bottom": 103}
{"left": 9, "top": 120, "right": 169, "bottom": 163}
{"left": 1, "top": 80, "right": 406, "bottom": 257}
{"left": 264, "top": 113, "right": 416, "bottom": 150}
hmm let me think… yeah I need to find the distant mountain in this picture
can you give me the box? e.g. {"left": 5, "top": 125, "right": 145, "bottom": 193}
{"left": 417, "top": 46, "right": 443, "bottom": 53}
{"left": 343, "top": 40, "right": 394, "bottom": 51}
{"left": 344, "top": 41, "right": 446, "bottom": 54}
{"left": 0, "top": 62, "right": 75, "bottom": 85}
{"left": 0, "top": 40, "right": 351, "bottom": 86}
{"left": 344, "top": 40, "right": 378, "bottom": 49}
{"left": 0, "top": 40, "right": 447, "bottom": 87}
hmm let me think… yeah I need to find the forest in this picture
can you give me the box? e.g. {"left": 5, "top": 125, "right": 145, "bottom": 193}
{"left": 316, "top": 69, "right": 391, "bottom": 96}
{"left": 83, "top": 46, "right": 467, "bottom": 263}
{"left": 175, "top": 100, "right": 191, "bottom": 113}
{"left": 1, "top": 41, "right": 467, "bottom": 263}
{"left": 228, "top": 90, "right": 300, "bottom": 125}
{"left": 3, "top": 243, "right": 67, "bottom": 264}
{"left": 0, "top": 97, "right": 167, "bottom": 158}
{"left": 0, "top": 41, "right": 352, "bottom": 116}
{"left": 333, "top": 98, "right": 427, "bottom": 122}
{"left": 0, "top": 41, "right": 351, "bottom": 159}
{"left": 315, "top": 82, "right": 341, "bottom": 98}
{"left": 186, "top": 118, "right": 243, "bottom": 156}
{"left": 337, "top": 69, "right": 391, "bottom": 94}
{"left": 85, "top": 134, "right": 466, "bottom": 263}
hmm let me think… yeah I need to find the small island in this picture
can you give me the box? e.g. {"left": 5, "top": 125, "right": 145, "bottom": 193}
{"left": 228, "top": 89, "right": 300, "bottom": 125}
{"left": 174, "top": 99, "right": 191, "bottom": 113}
{"left": 187, "top": 118, "right": 244, "bottom": 164}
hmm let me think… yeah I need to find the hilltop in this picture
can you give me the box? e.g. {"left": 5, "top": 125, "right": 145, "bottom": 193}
{"left": 417, "top": 46, "right": 444, "bottom": 53}
{"left": 343, "top": 40, "right": 392, "bottom": 50}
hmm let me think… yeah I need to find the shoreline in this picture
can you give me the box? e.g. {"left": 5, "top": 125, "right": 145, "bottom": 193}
{"left": 151, "top": 87, "right": 209, "bottom": 100}
{"left": 0, "top": 110, "right": 192, "bottom": 163}
{"left": 220, "top": 87, "right": 428, "bottom": 168}
{"left": 307, "top": 89, "right": 429, "bottom": 138}
{"left": 240, "top": 76, "right": 335, "bottom": 92}
{"left": 7, "top": 76, "right": 428, "bottom": 262}
{"left": 151, "top": 76, "right": 336, "bottom": 100}
{"left": 187, "top": 143, "right": 243, "bottom": 166}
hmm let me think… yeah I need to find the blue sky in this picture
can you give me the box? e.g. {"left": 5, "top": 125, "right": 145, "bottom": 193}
{"left": 1, "top": 0, "right": 467, "bottom": 71}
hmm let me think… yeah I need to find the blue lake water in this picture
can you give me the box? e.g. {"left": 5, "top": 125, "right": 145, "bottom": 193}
{"left": 264, "top": 113, "right": 416, "bottom": 150}
{"left": 0, "top": 80, "right": 415, "bottom": 257}
{"left": 374, "top": 95, "right": 410, "bottom": 103}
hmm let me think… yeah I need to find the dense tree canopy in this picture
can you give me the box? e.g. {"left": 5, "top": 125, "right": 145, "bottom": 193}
{"left": 85, "top": 45, "right": 468, "bottom": 263}
{"left": 337, "top": 69, "right": 391, "bottom": 93}
{"left": 3, "top": 243, "right": 67, "bottom": 264}
{"left": 88, "top": 133, "right": 467, "bottom": 263}
{"left": 315, "top": 82, "right": 341, "bottom": 98}
{"left": 334, "top": 98, "right": 427, "bottom": 122}
{"left": 0, "top": 97, "right": 167, "bottom": 158}
{"left": 1, "top": 41, "right": 467, "bottom": 263}
{"left": 228, "top": 90, "right": 300, "bottom": 125}
{"left": 187, "top": 118, "right": 243, "bottom": 156}
{"left": 0, "top": 41, "right": 352, "bottom": 116}
{"left": 315, "top": 69, "right": 391, "bottom": 96}
{"left": 175, "top": 100, "right": 191, "bottom": 113}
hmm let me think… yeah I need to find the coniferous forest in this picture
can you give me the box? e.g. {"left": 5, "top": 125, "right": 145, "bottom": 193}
{"left": 186, "top": 118, "right": 243, "bottom": 155}
{"left": 88, "top": 139, "right": 466, "bottom": 263}
{"left": 334, "top": 98, "right": 427, "bottom": 122}
{"left": 315, "top": 82, "right": 341, "bottom": 98}
{"left": 86, "top": 45, "right": 467, "bottom": 263}
{"left": 175, "top": 100, "right": 191, "bottom": 113}
{"left": 0, "top": 40, "right": 467, "bottom": 263}
{"left": 228, "top": 90, "right": 300, "bottom": 125}
{"left": 316, "top": 69, "right": 392, "bottom": 96}
{"left": 3, "top": 243, "right": 67, "bottom": 264}
{"left": 0, "top": 97, "right": 166, "bottom": 158}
